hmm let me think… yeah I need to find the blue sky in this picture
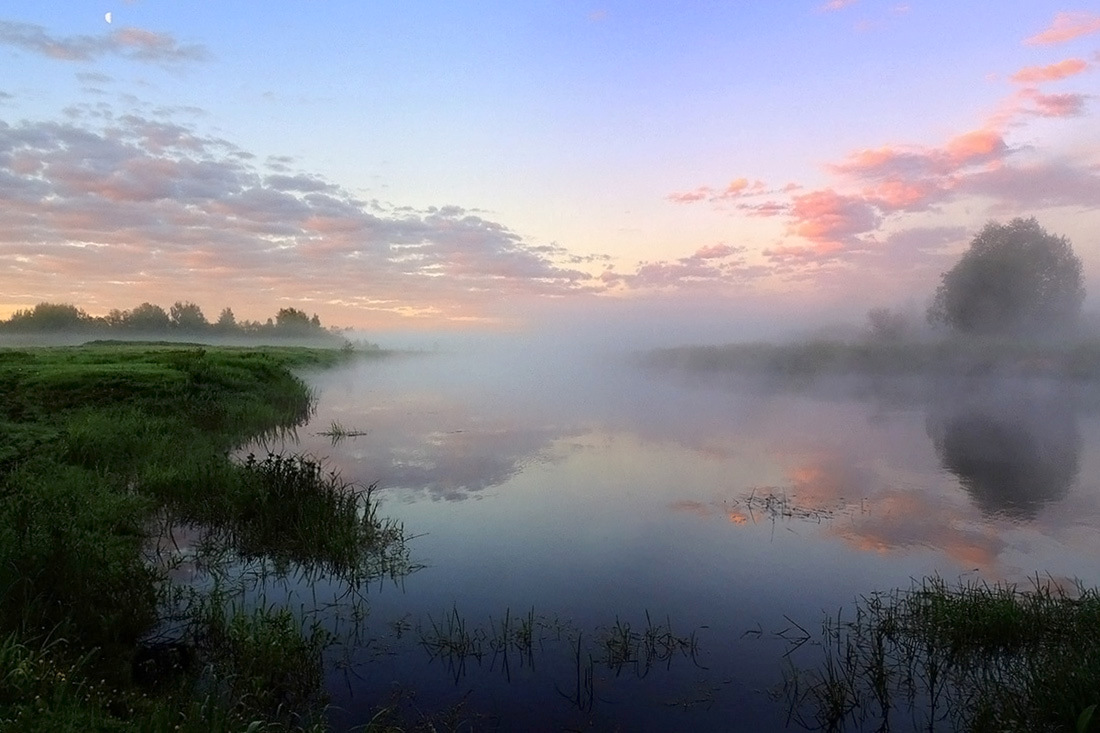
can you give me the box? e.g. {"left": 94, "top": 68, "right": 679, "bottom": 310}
{"left": 2, "top": 2, "right": 1098, "bottom": 333}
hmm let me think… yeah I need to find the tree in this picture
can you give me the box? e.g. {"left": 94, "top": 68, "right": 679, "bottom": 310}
{"left": 274, "top": 307, "right": 314, "bottom": 335}
{"left": 927, "top": 218, "right": 1084, "bottom": 336}
{"left": 4, "top": 302, "right": 87, "bottom": 331}
{"left": 126, "top": 302, "right": 171, "bottom": 332}
{"left": 169, "top": 301, "right": 208, "bottom": 331}
{"left": 214, "top": 307, "right": 238, "bottom": 332}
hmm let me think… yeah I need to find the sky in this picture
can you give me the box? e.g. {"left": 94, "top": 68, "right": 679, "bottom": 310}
{"left": 1, "top": 1, "right": 1099, "bottom": 337}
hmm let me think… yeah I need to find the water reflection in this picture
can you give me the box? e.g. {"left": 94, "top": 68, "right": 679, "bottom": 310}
{"left": 927, "top": 379, "right": 1080, "bottom": 520}
{"left": 254, "top": 354, "right": 1100, "bottom": 729}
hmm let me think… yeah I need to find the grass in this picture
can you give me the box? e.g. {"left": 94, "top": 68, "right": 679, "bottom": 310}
{"left": 780, "top": 575, "right": 1100, "bottom": 732}
{"left": 413, "top": 604, "right": 703, "bottom": 714}
{"left": 316, "top": 420, "right": 369, "bottom": 446}
{"left": 641, "top": 336, "right": 1100, "bottom": 382}
{"left": 0, "top": 342, "right": 405, "bottom": 730}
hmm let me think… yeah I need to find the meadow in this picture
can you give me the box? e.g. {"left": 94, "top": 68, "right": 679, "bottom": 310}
{"left": 0, "top": 343, "right": 412, "bottom": 731}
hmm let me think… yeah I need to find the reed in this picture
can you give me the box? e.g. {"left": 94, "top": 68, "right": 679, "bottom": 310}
{"left": 780, "top": 575, "right": 1100, "bottom": 732}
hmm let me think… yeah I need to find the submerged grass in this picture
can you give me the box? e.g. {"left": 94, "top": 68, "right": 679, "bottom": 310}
{"left": 781, "top": 575, "right": 1100, "bottom": 732}
{"left": 0, "top": 342, "right": 404, "bottom": 730}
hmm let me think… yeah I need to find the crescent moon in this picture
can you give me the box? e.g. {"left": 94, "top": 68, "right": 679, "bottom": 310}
{"left": 105, "top": 12, "right": 112, "bottom": 23}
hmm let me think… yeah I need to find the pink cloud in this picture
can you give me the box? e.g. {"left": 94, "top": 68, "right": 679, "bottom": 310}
{"left": 1018, "top": 88, "right": 1088, "bottom": 117}
{"left": 788, "top": 188, "right": 882, "bottom": 246}
{"left": 1024, "top": 11, "right": 1100, "bottom": 45}
{"left": 691, "top": 243, "right": 740, "bottom": 259}
{"left": 1011, "top": 58, "right": 1088, "bottom": 83}
{"left": 666, "top": 186, "right": 712, "bottom": 203}
{"left": 667, "top": 178, "right": 767, "bottom": 205}
{"left": 599, "top": 244, "right": 753, "bottom": 292}
{"left": 821, "top": 0, "right": 857, "bottom": 11}
{"left": 866, "top": 179, "right": 945, "bottom": 211}
{"left": 960, "top": 162, "right": 1100, "bottom": 209}
{"left": 943, "top": 129, "right": 1007, "bottom": 167}
{"left": 738, "top": 200, "right": 788, "bottom": 217}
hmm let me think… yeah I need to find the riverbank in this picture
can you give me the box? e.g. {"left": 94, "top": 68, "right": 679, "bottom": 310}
{"left": 641, "top": 338, "right": 1100, "bottom": 381}
{"left": 0, "top": 343, "right": 406, "bottom": 731}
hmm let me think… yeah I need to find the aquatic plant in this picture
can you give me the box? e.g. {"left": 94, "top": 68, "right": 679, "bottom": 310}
{"left": 780, "top": 575, "right": 1100, "bottom": 732}
{"left": 316, "top": 420, "right": 369, "bottom": 446}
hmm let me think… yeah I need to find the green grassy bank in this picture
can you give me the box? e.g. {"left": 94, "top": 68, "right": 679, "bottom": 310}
{"left": 0, "top": 343, "right": 405, "bottom": 731}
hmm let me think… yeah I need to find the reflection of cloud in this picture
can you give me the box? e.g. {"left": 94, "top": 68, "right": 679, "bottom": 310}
{"left": 257, "top": 369, "right": 577, "bottom": 502}
{"left": 0, "top": 20, "right": 208, "bottom": 63}
{"left": 668, "top": 445, "right": 1011, "bottom": 572}
{"left": 379, "top": 425, "right": 561, "bottom": 501}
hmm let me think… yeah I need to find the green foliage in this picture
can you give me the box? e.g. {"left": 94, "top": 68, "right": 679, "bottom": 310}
{"left": 126, "top": 302, "right": 172, "bottom": 331}
{"left": 928, "top": 218, "right": 1085, "bottom": 336}
{"left": 169, "top": 301, "right": 209, "bottom": 331}
{"left": 5, "top": 302, "right": 88, "bottom": 332}
{"left": 190, "top": 600, "right": 332, "bottom": 726}
{"left": 0, "top": 300, "right": 342, "bottom": 343}
{"left": 0, "top": 343, "right": 397, "bottom": 730}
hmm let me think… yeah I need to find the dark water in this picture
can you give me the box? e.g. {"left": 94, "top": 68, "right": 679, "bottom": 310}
{"left": 245, "top": 345, "right": 1100, "bottom": 731}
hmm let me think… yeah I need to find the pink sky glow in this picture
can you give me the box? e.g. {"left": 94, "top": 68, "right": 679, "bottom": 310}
{"left": 1, "top": 4, "right": 1098, "bottom": 334}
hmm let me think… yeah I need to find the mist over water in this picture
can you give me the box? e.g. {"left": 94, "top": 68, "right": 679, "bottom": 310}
{"left": 251, "top": 337, "right": 1100, "bottom": 730}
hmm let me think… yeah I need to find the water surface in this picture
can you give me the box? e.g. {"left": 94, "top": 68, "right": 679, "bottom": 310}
{"left": 256, "top": 345, "right": 1100, "bottom": 730}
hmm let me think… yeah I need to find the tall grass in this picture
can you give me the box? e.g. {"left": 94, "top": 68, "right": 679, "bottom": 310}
{"left": 781, "top": 576, "right": 1100, "bottom": 732}
{"left": 0, "top": 343, "right": 406, "bottom": 730}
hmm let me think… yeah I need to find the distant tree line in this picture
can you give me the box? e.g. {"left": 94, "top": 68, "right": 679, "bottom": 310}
{"left": 0, "top": 301, "right": 342, "bottom": 339}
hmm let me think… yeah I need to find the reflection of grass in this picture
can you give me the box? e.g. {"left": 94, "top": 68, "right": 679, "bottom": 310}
{"left": 598, "top": 611, "right": 702, "bottom": 677}
{"left": 410, "top": 605, "right": 704, "bottom": 716}
{"left": 780, "top": 576, "right": 1100, "bottom": 732}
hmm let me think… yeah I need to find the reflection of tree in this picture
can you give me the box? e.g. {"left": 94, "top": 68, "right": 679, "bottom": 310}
{"left": 927, "top": 381, "right": 1080, "bottom": 520}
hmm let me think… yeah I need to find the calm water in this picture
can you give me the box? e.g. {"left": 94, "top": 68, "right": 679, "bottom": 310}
{"left": 249, "top": 343, "right": 1100, "bottom": 731}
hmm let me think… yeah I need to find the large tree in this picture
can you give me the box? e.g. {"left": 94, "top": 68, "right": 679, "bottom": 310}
{"left": 169, "top": 301, "right": 209, "bottom": 331}
{"left": 927, "top": 218, "right": 1084, "bottom": 336}
{"left": 126, "top": 302, "right": 172, "bottom": 331}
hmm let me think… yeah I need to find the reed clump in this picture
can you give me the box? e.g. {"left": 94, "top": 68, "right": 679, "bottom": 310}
{"left": 781, "top": 575, "right": 1100, "bottom": 732}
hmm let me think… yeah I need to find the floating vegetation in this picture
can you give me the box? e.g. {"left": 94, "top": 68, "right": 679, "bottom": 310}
{"left": 316, "top": 419, "right": 369, "bottom": 446}
{"left": 778, "top": 575, "right": 1100, "bottom": 732}
{"left": 742, "top": 488, "right": 852, "bottom": 524}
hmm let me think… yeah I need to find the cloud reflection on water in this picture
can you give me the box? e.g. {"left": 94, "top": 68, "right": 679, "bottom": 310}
{"left": 284, "top": 356, "right": 1100, "bottom": 586}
